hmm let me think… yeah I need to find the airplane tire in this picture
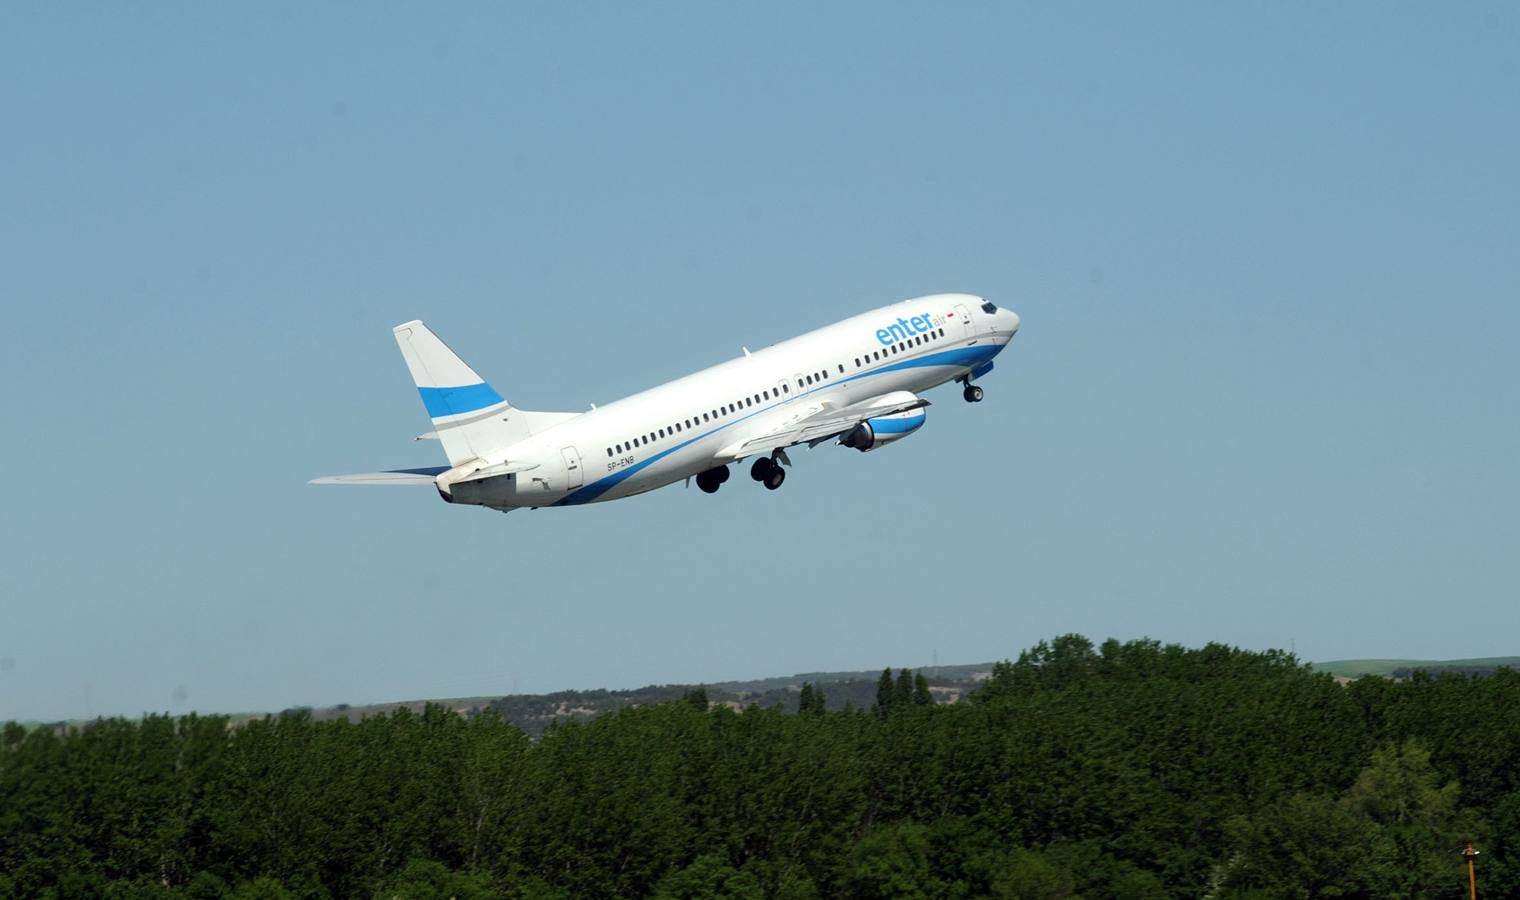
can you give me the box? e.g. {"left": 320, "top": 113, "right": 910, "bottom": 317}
{"left": 763, "top": 467, "right": 786, "bottom": 491}
{"left": 964, "top": 385, "right": 984, "bottom": 403}
{"left": 750, "top": 457, "right": 774, "bottom": 481}
{"left": 716, "top": 465, "right": 731, "bottom": 484}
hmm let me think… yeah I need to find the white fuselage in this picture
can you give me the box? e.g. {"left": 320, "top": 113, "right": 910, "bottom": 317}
{"left": 462, "top": 293, "right": 1018, "bottom": 509}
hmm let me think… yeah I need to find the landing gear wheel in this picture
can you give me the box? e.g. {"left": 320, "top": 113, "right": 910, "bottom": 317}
{"left": 750, "top": 457, "right": 775, "bottom": 482}
{"left": 963, "top": 384, "right": 984, "bottom": 403}
{"left": 696, "top": 465, "right": 729, "bottom": 494}
{"left": 763, "top": 466, "right": 786, "bottom": 490}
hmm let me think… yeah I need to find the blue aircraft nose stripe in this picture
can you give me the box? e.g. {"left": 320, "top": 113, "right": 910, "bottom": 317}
{"left": 418, "top": 383, "right": 503, "bottom": 418}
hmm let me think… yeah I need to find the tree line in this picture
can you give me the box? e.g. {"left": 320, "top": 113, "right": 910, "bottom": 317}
{"left": 3, "top": 635, "right": 1518, "bottom": 898}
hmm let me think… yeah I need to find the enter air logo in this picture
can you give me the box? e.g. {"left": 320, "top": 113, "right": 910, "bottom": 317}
{"left": 875, "top": 312, "right": 937, "bottom": 346}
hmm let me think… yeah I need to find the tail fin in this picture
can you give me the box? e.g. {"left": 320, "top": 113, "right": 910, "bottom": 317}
{"left": 393, "top": 321, "right": 532, "bottom": 465}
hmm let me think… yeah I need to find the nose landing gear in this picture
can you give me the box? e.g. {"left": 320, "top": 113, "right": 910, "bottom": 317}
{"left": 963, "top": 384, "right": 984, "bottom": 403}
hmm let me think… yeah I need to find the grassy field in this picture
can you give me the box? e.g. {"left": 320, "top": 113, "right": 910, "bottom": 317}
{"left": 1311, "top": 657, "right": 1520, "bottom": 678}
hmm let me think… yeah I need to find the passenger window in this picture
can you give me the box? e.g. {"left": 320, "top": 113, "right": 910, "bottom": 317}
{"left": 783, "top": 384, "right": 789, "bottom": 394}
{"left": 838, "top": 364, "right": 844, "bottom": 373}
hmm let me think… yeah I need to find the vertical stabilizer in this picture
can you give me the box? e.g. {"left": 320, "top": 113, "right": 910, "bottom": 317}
{"left": 393, "top": 321, "right": 532, "bottom": 465}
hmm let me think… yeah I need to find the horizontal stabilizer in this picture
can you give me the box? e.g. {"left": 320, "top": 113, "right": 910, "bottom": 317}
{"left": 309, "top": 466, "right": 449, "bottom": 486}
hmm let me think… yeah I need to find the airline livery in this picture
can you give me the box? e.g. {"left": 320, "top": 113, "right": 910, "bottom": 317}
{"left": 312, "top": 294, "right": 1020, "bottom": 511}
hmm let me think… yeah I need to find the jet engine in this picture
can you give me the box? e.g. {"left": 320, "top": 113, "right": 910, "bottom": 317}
{"left": 840, "top": 406, "right": 927, "bottom": 452}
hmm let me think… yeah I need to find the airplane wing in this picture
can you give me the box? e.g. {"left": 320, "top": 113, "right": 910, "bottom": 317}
{"left": 309, "top": 466, "right": 449, "bottom": 486}
{"left": 716, "top": 392, "right": 928, "bottom": 460}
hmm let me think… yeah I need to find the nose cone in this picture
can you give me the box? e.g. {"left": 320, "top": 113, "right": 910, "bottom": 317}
{"left": 1002, "top": 309, "right": 1020, "bottom": 334}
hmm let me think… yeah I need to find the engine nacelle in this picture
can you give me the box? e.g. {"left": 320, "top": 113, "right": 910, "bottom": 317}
{"left": 841, "top": 407, "right": 926, "bottom": 452}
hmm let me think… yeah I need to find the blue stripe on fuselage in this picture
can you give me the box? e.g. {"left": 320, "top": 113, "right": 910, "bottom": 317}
{"left": 418, "top": 383, "right": 504, "bottom": 418}
{"left": 554, "top": 339, "right": 1003, "bottom": 506}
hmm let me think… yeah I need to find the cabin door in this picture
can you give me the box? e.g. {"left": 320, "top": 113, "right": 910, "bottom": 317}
{"left": 560, "top": 446, "right": 583, "bottom": 490}
{"left": 954, "top": 303, "right": 974, "bottom": 338}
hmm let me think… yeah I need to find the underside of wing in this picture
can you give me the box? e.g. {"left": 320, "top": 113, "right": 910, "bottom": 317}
{"left": 309, "top": 466, "right": 449, "bottom": 486}
{"left": 718, "top": 392, "right": 929, "bottom": 460}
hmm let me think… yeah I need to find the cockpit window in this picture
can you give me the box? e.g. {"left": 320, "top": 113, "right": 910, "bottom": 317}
{"left": 981, "top": 301, "right": 998, "bottom": 314}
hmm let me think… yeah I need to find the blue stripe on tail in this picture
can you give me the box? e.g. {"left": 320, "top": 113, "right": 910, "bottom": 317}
{"left": 417, "top": 383, "right": 504, "bottom": 418}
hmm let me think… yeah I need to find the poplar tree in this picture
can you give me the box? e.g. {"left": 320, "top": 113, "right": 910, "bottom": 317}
{"left": 875, "top": 668, "right": 895, "bottom": 717}
{"left": 912, "top": 672, "right": 932, "bottom": 705}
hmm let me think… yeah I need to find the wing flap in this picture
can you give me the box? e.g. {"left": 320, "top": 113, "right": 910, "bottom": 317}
{"left": 720, "top": 394, "right": 929, "bottom": 459}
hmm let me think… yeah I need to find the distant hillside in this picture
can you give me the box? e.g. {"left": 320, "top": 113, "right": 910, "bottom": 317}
{"left": 1312, "top": 656, "right": 1520, "bottom": 679}
{"left": 305, "top": 656, "right": 1520, "bottom": 737}
{"left": 21, "top": 655, "right": 1520, "bottom": 735}
{"left": 306, "top": 663, "right": 996, "bottom": 738}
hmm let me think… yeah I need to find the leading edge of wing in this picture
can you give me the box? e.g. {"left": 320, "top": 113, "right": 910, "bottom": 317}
{"left": 308, "top": 466, "right": 449, "bottom": 486}
{"left": 719, "top": 395, "right": 930, "bottom": 460}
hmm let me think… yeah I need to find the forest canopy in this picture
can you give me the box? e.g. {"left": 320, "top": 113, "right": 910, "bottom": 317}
{"left": 3, "top": 635, "right": 1517, "bottom": 898}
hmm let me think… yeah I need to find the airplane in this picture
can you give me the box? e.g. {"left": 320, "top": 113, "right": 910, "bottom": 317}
{"left": 312, "top": 293, "right": 1020, "bottom": 511}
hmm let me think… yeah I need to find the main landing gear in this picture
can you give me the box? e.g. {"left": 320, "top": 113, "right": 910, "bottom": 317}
{"left": 963, "top": 383, "right": 984, "bottom": 403}
{"left": 750, "top": 456, "right": 786, "bottom": 491}
{"left": 695, "top": 465, "right": 730, "bottom": 494}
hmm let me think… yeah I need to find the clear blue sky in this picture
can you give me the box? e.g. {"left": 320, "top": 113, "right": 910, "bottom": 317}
{"left": 2, "top": 4, "right": 1516, "bottom": 721}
